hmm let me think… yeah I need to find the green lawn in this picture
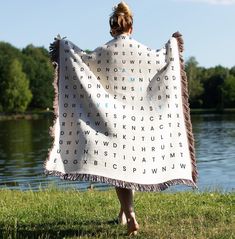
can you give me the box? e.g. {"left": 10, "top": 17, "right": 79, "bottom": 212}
{"left": 0, "top": 188, "right": 234, "bottom": 239}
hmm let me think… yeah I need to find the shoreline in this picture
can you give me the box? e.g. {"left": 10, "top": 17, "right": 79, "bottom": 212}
{"left": 0, "top": 110, "right": 53, "bottom": 120}
{"left": 190, "top": 108, "right": 235, "bottom": 114}
{"left": 0, "top": 108, "right": 235, "bottom": 121}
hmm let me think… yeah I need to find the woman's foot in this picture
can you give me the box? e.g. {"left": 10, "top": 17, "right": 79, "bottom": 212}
{"left": 127, "top": 213, "right": 139, "bottom": 236}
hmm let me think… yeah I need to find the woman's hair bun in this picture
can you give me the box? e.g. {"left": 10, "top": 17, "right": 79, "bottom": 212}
{"left": 113, "top": 1, "right": 133, "bottom": 18}
{"left": 110, "top": 1, "right": 133, "bottom": 36}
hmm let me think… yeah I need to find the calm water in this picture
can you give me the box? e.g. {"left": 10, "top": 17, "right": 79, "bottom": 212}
{"left": 0, "top": 114, "right": 234, "bottom": 192}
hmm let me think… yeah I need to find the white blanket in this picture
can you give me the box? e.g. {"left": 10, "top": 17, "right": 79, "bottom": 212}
{"left": 44, "top": 32, "right": 198, "bottom": 191}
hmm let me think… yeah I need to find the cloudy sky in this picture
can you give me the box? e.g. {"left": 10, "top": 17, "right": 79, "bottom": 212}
{"left": 1, "top": 0, "right": 235, "bottom": 68}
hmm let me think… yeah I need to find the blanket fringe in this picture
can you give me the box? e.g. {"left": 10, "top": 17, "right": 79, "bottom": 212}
{"left": 172, "top": 31, "right": 198, "bottom": 186}
{"left": 44, "top": 169, "right": 197, "bottom": 192}
{"left": 43, "top": 33, "right": 198, "bottom": 192}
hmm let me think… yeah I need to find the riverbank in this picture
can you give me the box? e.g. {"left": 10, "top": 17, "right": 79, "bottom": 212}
{"left": 0, "top": 189, "right": 234, "bottom": 239}
{"left": 1, "top": 108, "right": 235, "bottom": 121}
{"left": 0, "top": 110, "right": 52, "bottom": 121}
{"left": 190, "top": 108, "right": 235, "bottom": 114}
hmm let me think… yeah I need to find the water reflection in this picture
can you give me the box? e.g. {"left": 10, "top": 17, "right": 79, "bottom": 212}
{"left": 191, "top": 114, "right": 235, "bottom": 191}
{"left": 0, "top": 117, "right": 50, "bottom": 189}
{"left": 0, "top": 114, "right": 234, "bottom": 191}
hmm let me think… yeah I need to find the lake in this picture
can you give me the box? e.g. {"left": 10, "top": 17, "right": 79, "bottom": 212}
{"left": 0, "top": 113, "right": 234, "bottom": 192}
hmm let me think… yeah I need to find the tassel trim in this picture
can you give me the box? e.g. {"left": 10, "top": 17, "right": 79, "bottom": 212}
{"left": 172, "top": 31, "right": 198, "bottom": 186}
{"left": 44, "top": 170, "right": 197, "bottom": 192}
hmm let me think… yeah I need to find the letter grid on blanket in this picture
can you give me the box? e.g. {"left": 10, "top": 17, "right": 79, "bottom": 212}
{"left": 44, "top": 32, "right": 198, "bottom": 191}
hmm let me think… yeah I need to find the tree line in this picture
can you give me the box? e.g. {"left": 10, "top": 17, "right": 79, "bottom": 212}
{"left": 186, "top": 57, "right": 235, "bottom": 109}
{"left": 0, "top": 42, "right": 234, "bottom": 113}
{"left": 0, "top": 42, "right": 54, "bottom": 113}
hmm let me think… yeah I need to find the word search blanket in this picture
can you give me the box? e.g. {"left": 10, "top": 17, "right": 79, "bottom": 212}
{"left": 44, "top": 32, "right": 198, "bottom": 191}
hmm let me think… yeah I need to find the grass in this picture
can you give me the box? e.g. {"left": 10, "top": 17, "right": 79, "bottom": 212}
{"left": 0, "top": 188, "right": 234, "bottom": 239}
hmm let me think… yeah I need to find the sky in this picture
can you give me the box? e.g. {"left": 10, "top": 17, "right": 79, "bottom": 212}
{"left": 1, "top": 0, "right": 235, "bottom": 68}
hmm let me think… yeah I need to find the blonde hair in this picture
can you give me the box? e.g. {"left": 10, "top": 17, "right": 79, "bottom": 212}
{"left": 109, "top": 1, "right": 133, "bottom": 37}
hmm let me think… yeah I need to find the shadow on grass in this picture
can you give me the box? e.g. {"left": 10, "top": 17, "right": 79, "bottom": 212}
{"left": 0, "top": 219, "right": 124, "bottom": 239}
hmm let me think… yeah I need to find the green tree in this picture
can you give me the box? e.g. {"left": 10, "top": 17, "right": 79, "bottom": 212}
{"left": 230, "top": 66, "right": 235, "bottom": 77}
{"left": 222, "top": 74, "right": 235, "bottom": 108}
{"left": 22, "top": 45, "right": 54, "bottom": 109}
{"left": 201, "top": 66, "right": 229, "bottom": 109}
{"left": 2, "top": 59, "right": 32, "bottom": 112}
{"left": 185, "top": 57, "right": 204, "bottom": 107}
{"left": 0, "top": 42, "right": 23, "bottom": 111}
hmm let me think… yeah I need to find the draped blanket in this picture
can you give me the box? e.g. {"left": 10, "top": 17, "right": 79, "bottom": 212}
{"left": 44, "top": 32, "right": 198, "bottom": 191}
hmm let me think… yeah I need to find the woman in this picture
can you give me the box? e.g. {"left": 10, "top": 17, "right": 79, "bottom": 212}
{"left": 109, "top": 2, "right": 139, "bottom": 235}
{"left": 45, "top": 1, "right": 197, "bottom": 236}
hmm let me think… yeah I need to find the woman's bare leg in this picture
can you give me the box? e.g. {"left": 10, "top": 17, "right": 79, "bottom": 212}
{"left": 118, "top": 207, "right": 127, "bottom": 225}
{"left": 118, "top": 190, "right": 135, "bottom": 225}
{"left": 115, "top": 187, "right": 139, "bottom": 235}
